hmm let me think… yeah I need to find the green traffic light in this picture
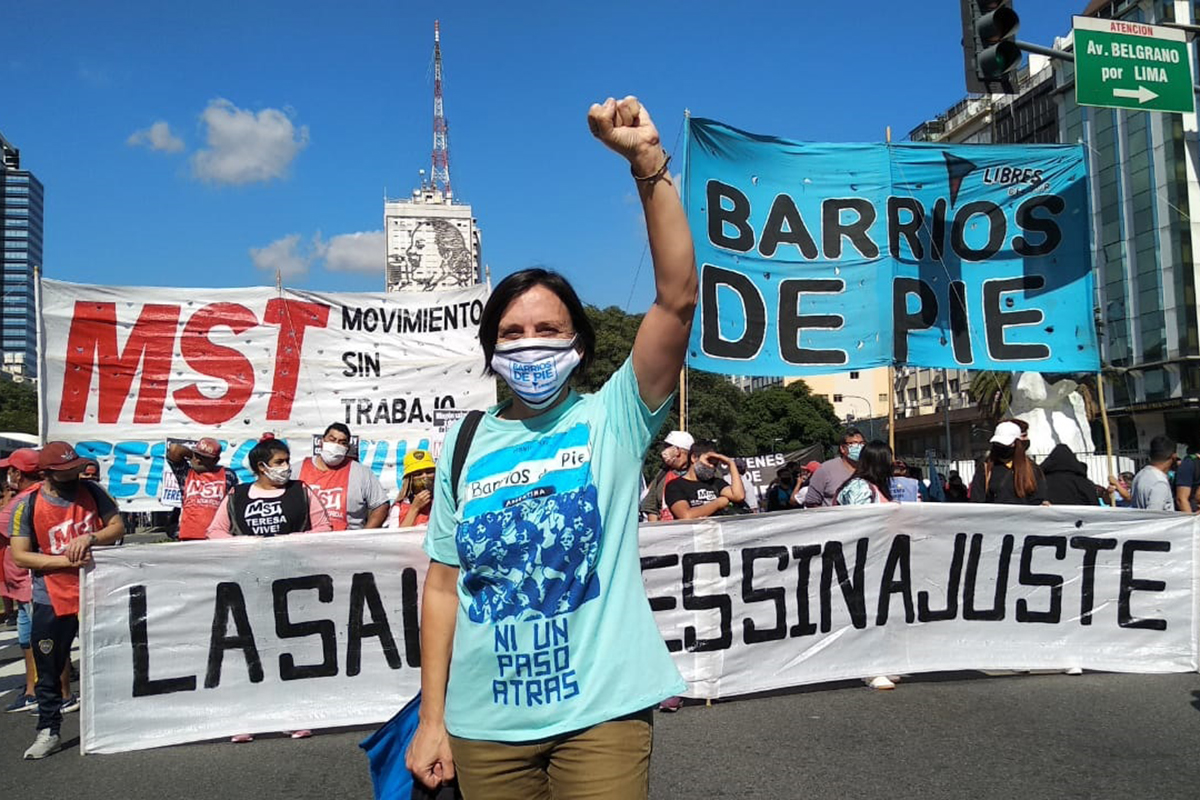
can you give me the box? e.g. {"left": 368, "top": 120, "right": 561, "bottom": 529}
{"left": 978, "top": 40, "right": 1022, "bottom": 77}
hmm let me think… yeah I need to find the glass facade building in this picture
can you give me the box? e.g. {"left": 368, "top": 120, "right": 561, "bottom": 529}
{"left": 1, "top": 132, "right": 42, "bottom": 379}
{"left": 1062, "top": 0, "right": 1200, "bottom": 449}
{"left": 908, "top": 0, "right": 1200, "bottom": 452}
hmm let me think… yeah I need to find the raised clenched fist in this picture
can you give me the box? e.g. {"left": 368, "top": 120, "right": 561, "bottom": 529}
{"left": 587, "top": 95, "right": 664, "bottom": 176}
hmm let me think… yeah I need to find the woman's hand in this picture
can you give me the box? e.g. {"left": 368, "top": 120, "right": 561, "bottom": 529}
{"left": 587, "top": 95, "right": 664, "bottom": 176}
{"left": 406, "top": 719, "right": 456, "bottom": 789}
{"left": 413, "top": 490, "right": 433, "bottom": 510}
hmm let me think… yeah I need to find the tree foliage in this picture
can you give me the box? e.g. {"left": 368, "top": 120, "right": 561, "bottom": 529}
{"left": 574, "top": 305, "right": 843, "bottom": 474}
{"left": 0, "top": 379, "right": 37, "bottom": 435}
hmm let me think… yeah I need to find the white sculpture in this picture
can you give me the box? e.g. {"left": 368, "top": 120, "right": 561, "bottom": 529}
{"left": 1008, "top": 372, "right": 1095, "bottom": 456}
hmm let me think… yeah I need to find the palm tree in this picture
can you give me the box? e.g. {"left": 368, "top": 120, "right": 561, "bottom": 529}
{"left": 968, "top": 371, "right": 1011, "bottom": 426}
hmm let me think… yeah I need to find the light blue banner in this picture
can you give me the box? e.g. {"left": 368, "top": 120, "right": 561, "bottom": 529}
{"left": 685, "top": 118, "right": 1098, "bottom": 375}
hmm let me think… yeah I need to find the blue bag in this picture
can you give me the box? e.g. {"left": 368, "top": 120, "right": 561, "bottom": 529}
{"left": 360, "top": 692, "right": 423, "bottom": 799}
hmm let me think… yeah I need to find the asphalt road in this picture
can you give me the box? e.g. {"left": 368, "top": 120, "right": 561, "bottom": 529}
{"left": 1, "top": 530, "right": 1198, "bottom": 798}
{"left": 1, "top": 629, "right": 1198, "bottom": 800}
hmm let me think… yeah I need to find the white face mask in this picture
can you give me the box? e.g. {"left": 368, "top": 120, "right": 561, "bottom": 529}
{"left": 321, "top": 442, "right": 348, "bottom": 466}
{"left": 491, "top": 336, "right": 581, "bottom": 409}
{"left": 261, "top": 463, "right": 291, "bottom": 486}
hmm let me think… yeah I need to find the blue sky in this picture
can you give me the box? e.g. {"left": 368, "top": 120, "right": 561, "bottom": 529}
{"left": 3, "top": 0, "right": 1079, "bottom": 312}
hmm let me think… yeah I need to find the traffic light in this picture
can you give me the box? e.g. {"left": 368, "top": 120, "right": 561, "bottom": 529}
{"left": 960, "top": 0, "right": 1022, "bottom": 93}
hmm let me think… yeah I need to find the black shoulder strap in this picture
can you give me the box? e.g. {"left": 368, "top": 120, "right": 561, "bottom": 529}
{"left": 450, "top": 410, "right": 485, "bottom": 508}
{"left": 228, "top": 483, "right": 252, "bottom": 536}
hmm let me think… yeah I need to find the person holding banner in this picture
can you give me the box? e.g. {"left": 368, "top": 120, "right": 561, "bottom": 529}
{"left": 166, "top": 438, "right": 239, "bottom": 541}
{"left": 9, "top": 442, "right": 126, "bottom": 760}
{"left": 0, "top": 448, "right": 41, "bottom": 714}
{"left": 389, "top": 449, "right": 437, "bottom": 528}
{"left": 296, "top": 423, "right": 389, "bottom": 530}
{"left": 206, "top": 437, "right": 332, "bottom": 539}
{"left": 969, "top": 421, "right": 1048, "bottom": 505}
{"left": 833, "top": 440, "right": 903, "bottom": 691}
{"left": 407, "top": 95, "right": 693, "bottom": 799}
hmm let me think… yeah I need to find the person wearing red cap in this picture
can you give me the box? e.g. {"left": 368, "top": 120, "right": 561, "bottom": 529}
{"left": 166, "top": 437, "right": 239, "bottom": 541}
{"left": 791, "top": 460, "right": 822, "bottom": 507}
{"left": 0, "top": 448, "right": 44, "bottom": 713}
{"left": 8, "top": 441, "right": 125, "bottom": 759}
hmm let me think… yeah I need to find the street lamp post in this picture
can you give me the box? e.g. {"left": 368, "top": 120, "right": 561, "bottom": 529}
{"left": 841, "top": 395, "right": 874, "bottom": 440}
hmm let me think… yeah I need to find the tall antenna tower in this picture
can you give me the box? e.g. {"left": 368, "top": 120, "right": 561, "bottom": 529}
{"left": 430, "top": 20, "right": 452, "bottom": 199}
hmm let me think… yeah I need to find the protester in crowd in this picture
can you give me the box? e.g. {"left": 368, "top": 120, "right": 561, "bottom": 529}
{"left": 889, "top": 460, "right": 922, "bottom": 503}
{"left": 640, "top": 430, "right": 693, "bottom": 522}
{"left": 664, "top": 440, "right": 747, "bottom": 521}
{"left": 1106, "top": 471, "right": 1135, "bottom": 507}
{"left": 765, "top": 467, "right": 795, "bottom": 511}
{"left": 836, "top": 441, "right": 895, "bottom": 507}
{"left": 1042, "top": 443, "right": 1101, "bottom": 506}
{"left": 166, "top": 438, "right": 239, "bottom": 541}
{"left": 969, "top": 421, "right": 1048, "bottom": 505}
{"left": 791, "top": 461, "right": 821, "bottom": 507}
{"left": 9, "top": 442, "right": 125, "bottom": 759}
{"left": 206, "top": 437, "right": 331, "bottom": 742}
{"left": 804, "top": 428, "right": 865, "bottom": 507}
{"left": 1130, "top": 435, "right": 1179, "bottom": 512}
{"left": 407, "top": 96, "right": 693, "bottom": 799}
{"left": 389, "top": 449, "right": 437, "bottom": 528}
{"left": 206, "top": 437, "right": 332, "bottom": 540}
{"left": 296, "top": 423, "right": 389, "bottom": 530}
{"left": 944, "top": 471, "right": 970, "bottom": 502}
{"left": 0, "top": 449, "right": 45, "bottom": 714}
{"left": 832, "top": 441, "right": 903, "bottom": 690}
{"left": 1172, "top": 444, "right": 1200, "bottom": 513}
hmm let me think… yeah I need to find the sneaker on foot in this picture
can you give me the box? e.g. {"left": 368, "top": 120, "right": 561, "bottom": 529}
{"left": 60, "top": 694, "right": 80, "bottom": 714}
{"left": 658, "top": 696, "right": 683, "bottom": 712}
{"left": 230, "top": 734, "right": 254, "bottom": 743}
{"left": 5, "top": 694, "right": 37, "bottom": 713}
{"left": 288, "top": 730, "right": 313, "bottom": 739}
{"left": 866, "top": 676, "right": 896, "bottom": 690}
{"left": 23, "top": 729, "right": 61, "bottom": 760}
{"left": 1064, "top": 666, "right": 1083, "bottom": 676}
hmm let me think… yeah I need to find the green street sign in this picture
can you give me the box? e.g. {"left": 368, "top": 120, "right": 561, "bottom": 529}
{"left": 1073, "top": 16, "right": 1194, "bottom": 114}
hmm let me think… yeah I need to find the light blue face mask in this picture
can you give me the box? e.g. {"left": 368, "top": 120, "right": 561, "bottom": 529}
{"left": 846, "top": 443, "right": 864, "bottom": 462}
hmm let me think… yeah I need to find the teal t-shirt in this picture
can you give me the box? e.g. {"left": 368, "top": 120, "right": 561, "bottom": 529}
{"left": 424, "top": 357, "right": 686, "bottom": 741}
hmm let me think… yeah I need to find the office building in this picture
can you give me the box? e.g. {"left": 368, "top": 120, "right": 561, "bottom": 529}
{"left": 1, "top": 131, "right": 42, "bottom": 380}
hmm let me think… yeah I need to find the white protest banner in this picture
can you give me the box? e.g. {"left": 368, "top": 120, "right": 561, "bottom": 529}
{"left": 40, "top": 279, "right": 496, "bottom": 509}
{"left": 81, "top": 530, "right": 427, "bottom": 753}
{"left": 642, "top": 505, "right": 1197, "bottom": 697}
{"left": 81, "top": 505, "right": 1197, "bottom": 754}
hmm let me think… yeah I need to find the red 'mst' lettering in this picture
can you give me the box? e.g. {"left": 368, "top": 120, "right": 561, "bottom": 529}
{"left": 264, "top": 298, "right": 330, "bottom": 420}
{"left": 59, "top": 302, "right": 181, "bottom": 424}
{"left": 173, "top": 303, "right": 258, "bottom": 425}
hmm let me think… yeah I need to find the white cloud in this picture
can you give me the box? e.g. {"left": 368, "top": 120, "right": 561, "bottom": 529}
{"left": 315, "top": 231, "right": 385, "bottom": 274}
{"left": 192, "top": 98, "right": 308, "bottom": 185}
{"left": 250, "top": 230, "right": 384, "bottom": 281}
{"left": 126, "top": 121, "right": 185, "bottom": 153}
{"left": 249, "top": 234, "right": 311, "bottom": 280}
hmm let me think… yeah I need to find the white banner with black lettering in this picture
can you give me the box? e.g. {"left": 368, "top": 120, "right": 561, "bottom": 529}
{"left": 40, "top": 279, "right": 496, "bottom": 510}
{"left": 81, "top": 505, "right": 1198, "bottom": 753}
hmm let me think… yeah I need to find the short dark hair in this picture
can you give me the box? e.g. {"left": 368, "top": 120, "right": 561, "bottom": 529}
{"left": 1149, "top": 435, "right": 1176, "bottom": 463}
{"left": 323, "top": 423, "right": 351, "bottom": 440}
{"left": 478, "top": 269, "right": 596, "bottom": 378}
{"left": 841, "top": 427, "right": 863, "bottom": 445}
{"left": 248, "top": 438, "right": 290, "bottom": 476}
{"left": 690, "top": 439, "right": 717, "bottom": 463}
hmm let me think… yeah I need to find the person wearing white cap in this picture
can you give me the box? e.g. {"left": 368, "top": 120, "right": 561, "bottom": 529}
{"left": 640, "top": 430, "right": 693, "bottom": 522}
{"left": 969, "top": 421, "right": 1047, "bottom": 505}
